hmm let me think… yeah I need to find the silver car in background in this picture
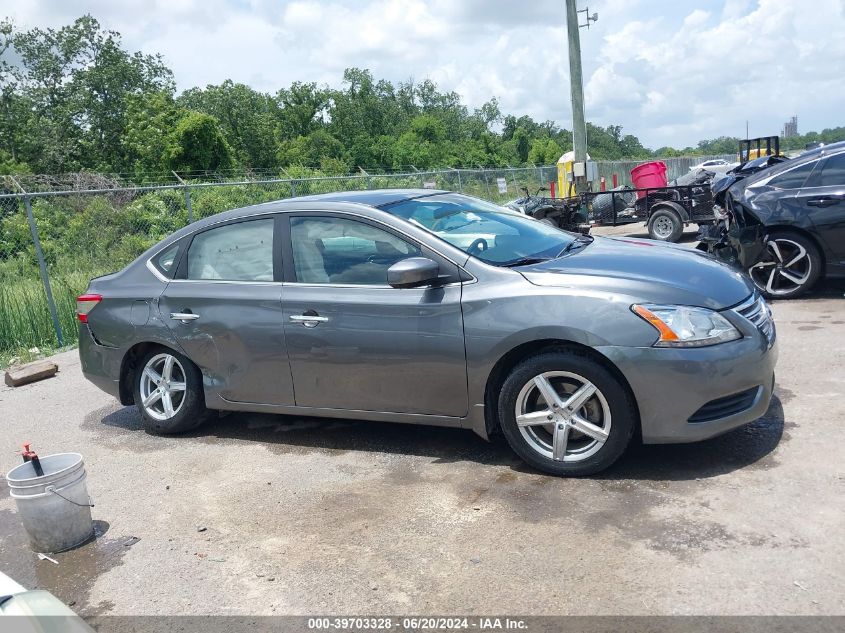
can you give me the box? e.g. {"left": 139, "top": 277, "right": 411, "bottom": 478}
{"left": 78, "top": 190, "right": 777, "bottom": 476}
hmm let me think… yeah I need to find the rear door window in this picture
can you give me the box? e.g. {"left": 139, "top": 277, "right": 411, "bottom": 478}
{"left": 815, "top": 152, "right": 845, "bottom": 187}
{"left": 767, "top": 161, "right": 817, "bottom": 190}
{"left": 187, "top": 219, "right": 275, "bottom": 281}
{"left": 153, "top": 242, "right": 181, "bottom": 278}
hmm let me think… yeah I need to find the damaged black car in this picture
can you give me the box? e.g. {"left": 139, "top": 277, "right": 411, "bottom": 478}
{"left": 700, "top": 142, "right": 845, "bottom": 299}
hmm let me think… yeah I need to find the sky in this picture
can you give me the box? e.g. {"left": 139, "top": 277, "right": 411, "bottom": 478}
{"left": 4, "top": 0, "right": 844, "bottom": 149}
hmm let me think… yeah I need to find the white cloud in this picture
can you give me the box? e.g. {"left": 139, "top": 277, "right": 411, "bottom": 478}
{"left": 584, "top": 0, "right": 845, "bottom": 146}
{"left": 4, "top": 0, "right": 845, "bottom": 148}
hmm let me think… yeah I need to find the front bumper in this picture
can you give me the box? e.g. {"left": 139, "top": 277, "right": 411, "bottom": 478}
{"left": 596, "top": 325, "right": 778, "bottom": 444}
{"left": 78, "top": 324, "right": 123, "bottom": 400}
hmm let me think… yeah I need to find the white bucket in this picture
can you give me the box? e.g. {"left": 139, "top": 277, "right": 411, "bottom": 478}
{"left": 6, "top": 453, "right": 94, "bottom": 553}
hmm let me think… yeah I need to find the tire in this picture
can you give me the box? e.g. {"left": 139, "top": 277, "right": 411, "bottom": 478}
{"left": 749, "top": 231, "right": 822, "bottom": 299}
{"left": 530, "top": 208, "right": 557, "bottom": 226}
{"left": 497, "top": 350, "right": 636, "bottom": 476}
{"left": 647, "top": 208, "right": 683, "bottom": 242}
{"left": 133, "top": 347, "right": 211, "bottom": 434}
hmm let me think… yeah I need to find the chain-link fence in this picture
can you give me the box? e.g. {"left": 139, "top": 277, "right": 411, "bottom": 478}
{"left": 0, "top": 157, "right": 723, "bottom": 357}
{"left": 595, "top": 154, "right": 735, "bottom": 186}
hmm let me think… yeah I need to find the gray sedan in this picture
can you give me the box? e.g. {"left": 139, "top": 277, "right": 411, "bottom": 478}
{"left": 78, "top": 190, "right": 777, "bottom": 476}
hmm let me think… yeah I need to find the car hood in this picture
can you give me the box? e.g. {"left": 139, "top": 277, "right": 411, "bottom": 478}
{"left": 518, "top": 236, "right": 754, "bottom": 309}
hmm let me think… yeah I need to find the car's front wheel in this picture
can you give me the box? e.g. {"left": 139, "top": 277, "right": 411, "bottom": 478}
{"left": 498, "top": 350, "right": 636, "bottom": 476}
{"left": 133, "top": 348, "right": 211, "bottom": 434}
{"left": 749, "top": 231, "right": 822, "bottom": 299}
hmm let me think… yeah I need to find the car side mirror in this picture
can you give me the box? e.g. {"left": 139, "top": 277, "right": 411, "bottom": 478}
{"left": 387, "top": 257, "right": 440, "bottom": 289}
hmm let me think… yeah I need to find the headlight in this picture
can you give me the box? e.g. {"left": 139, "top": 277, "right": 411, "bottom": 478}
{"left": 631, "top": 304, "right": 741, "bottom": 347}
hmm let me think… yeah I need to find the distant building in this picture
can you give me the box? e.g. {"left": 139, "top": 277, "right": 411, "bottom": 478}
{"left": 782, "top": 116, "right": 798, "bottom": 138}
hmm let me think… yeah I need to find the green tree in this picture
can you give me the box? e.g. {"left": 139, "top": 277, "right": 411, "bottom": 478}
{"left": 654, "top": 146, "right": 684, "bottom": 157}
{"left": 165, "top": 112, "right": 233, "bottom": 173}
{"left": 8, "top": 15, "right": 173, "bottom": 172}
{"left": 180, "top": 80, "right": 279, "bottom": 168}
{"left": 528, "top": 137, "right": 563, "bottom": 164}
{"left": 276, "top": 81, "right": 329, "bottom": 140}
{"left": 0, "top": 19, "right": 26, "bottom": 165}
{"left": 696, "top": 136, "right": 740, "bottom": 155}
{"left": 123, "top": 91, "right": 182, "bottom": 175}
{"left": 278, "top": 129, "right": 345, "bottom": 168}
{"left": 392, "top": 114, "right": 450, "bottom": 168}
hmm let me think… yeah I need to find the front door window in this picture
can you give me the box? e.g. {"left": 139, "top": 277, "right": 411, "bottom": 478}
{"left": 290, "top": 216, "right": 420, "bottom": 285}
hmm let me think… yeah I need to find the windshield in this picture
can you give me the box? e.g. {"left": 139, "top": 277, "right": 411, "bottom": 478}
{"left": 381, "top": 193, "right": 576, "bottom": 266}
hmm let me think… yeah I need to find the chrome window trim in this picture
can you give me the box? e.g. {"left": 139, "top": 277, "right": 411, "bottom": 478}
{"left": 167, "top": 279, "right": 281, "bottom": 286}
{"left": 143, "top": 211, "right": 280, "bottom": 284}
{"left": 144, "top": 205, "right": 476, "bottom": 286}
{"left": 145, "top": 258, "right": 170, "bottom": 283}
{"left": 281, "top": 280, "right": 468, "bottom": 290}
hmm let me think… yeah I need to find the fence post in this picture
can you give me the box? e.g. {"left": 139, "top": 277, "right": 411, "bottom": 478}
{"left": 507, "top": 165, "right": 518, "bottom": 191}
{"left": 172, "top": 171, "right": 193, "bottom": 224}
{"left": 22, "top": 196, "right": 64, "bottom": 347}
{"left": 480, "top": 167, "right": 491, "bottom": 199}
{"left": 455, "top": 169, "right": 463, "bottom": 192}
{"left": 184, "top": 188, "right": 193, "bottom": 224}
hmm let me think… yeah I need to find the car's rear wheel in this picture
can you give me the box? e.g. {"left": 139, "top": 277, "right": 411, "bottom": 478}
{"left": 749, "top": 231, "right": 822, "bottom": 299}
{"left": 498, "top": 350, "right": 636, "bottom": 476}
{"left": 647, "top": 208, "right": 683, "bottom": 242}
{"left": 133, "top": 348, "right": 210, "bottom": 434}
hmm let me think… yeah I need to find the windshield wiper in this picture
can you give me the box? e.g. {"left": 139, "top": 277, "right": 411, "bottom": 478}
{"left": 557, "top": 234, "right": 594, "bottom": 257}
{"left": 501, "top": 257, "right": 551, "bottom": 267}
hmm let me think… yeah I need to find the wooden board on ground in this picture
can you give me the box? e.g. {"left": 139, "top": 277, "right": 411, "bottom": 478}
{"left": 4, "top": 360, "right": 59, "bottom": 387}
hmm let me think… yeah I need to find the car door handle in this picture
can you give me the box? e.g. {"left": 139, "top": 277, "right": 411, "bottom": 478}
{"left": 170, "top": 312, "right": 200, "bottom": 323}
{"left": 807, "top": 197, "right": 841, "bottom": 207}
{"left": 289, "top": 314, "right": 328, "bottom": 327}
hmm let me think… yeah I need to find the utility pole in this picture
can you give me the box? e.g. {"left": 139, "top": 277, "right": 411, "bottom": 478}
{"left": 565, "top": 0, "right": 588, "bottom": 194}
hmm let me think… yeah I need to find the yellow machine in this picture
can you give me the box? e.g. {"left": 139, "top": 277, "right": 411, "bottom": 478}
{"left": 556, "top": 150, "right": 591, "bottom": 198}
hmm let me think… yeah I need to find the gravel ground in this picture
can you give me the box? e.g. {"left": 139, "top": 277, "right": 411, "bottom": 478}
{"left": 0, "top": 256, "right": 843, "bottom": 617}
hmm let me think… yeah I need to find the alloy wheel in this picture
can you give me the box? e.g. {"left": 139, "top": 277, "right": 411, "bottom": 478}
{"left": 749, "top": 238, "right": 812, "bottom": 296}
{"left": 514, "top": 371, "right": 611, "bottom": 462}
{"left": 139, "top": 353, "right": 187, "bottom": 421}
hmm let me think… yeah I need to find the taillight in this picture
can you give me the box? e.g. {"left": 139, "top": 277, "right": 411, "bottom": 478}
{"left": 76, "top": 294, "right": 102, "bottom": 323}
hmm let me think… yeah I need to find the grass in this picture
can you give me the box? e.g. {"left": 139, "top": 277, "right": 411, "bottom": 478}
{"left": 0, "top": 269, "right": 98, "bottom": 368}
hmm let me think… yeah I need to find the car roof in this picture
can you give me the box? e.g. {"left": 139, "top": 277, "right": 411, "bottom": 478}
{"left": 154, "top": 189, "right": 452, "bottom": 244}
{"left": 282, "top": 189, "right": 448, "bottom": 208}
{"left": 738, "top": 141, "right": 845, "bottom": 189}
{"left": 794, "top": 140, "right": 845, "bottom": 160}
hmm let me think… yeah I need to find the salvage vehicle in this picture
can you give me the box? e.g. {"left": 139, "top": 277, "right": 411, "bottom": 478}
{"left": 711, "top": 153, "right": 791, "bottom": 214}
{"left": 78, "top": 190, "right": 777, "bottom": 476}
{"left": 700, "top": 142, "right": 845, "bottom": 298}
